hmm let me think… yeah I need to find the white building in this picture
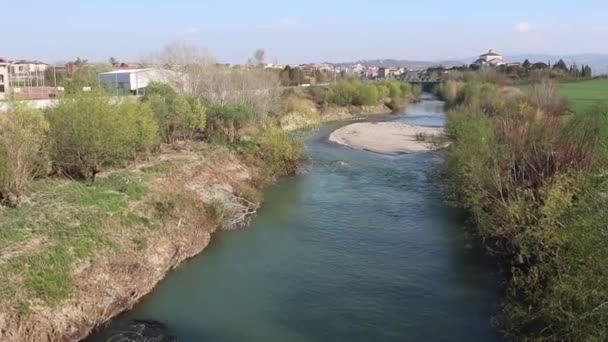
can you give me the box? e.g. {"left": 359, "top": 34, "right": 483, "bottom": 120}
{"left": 97, "top": 68, "right": 179, "bottom": 94}
{"left": 474, "top": 50, "right": 505, "bottom": 67}
{"left": 0, "top": 59, "right": 9, "bottom": 100}
{"left": 9, "top": 60, "right": 48, "bottom": 87}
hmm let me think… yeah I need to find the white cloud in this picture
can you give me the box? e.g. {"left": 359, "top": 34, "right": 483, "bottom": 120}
{"left": 257, "top": 18, "right": 297, "bottom": 30}
{"left": 514, "top": 22, "right": 532, "bottom": 33}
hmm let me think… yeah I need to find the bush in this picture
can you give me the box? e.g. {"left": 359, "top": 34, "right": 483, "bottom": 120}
{"left": 250, "top": 129, "right": 302, "bottom": 176}
{"left": 444, "top": 86, "right": 608, "bottom": 340}
{"left": 206, "top": 104, "right": 254, "bottom": 143}
{"left": 309, "top": 80, "right": 417, "bottom": 110}
{"left": 142, "top": 83, "right": 206, "bottom": 143}
{"left": 47, "top": 90, "right": 159, "bottom": 180}
{"left": 0, "top": 104, "right": 49, "bottom": 205}
{"left": 527, "top": 82, "right": 570, "bottom": 116}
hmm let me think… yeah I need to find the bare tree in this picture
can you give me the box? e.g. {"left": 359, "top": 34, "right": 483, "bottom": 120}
{"left": 149, "top": 43, "right": 281, "bottom": 119}
{"left": 249, "top": 49, "right": 266, "bottom": 66}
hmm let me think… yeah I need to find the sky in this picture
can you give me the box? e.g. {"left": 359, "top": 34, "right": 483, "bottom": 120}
{"left": 2, "top": 0, "right": 608, "bottom": 64}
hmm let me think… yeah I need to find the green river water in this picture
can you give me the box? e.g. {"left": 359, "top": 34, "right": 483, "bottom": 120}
{"left": 88, "top": 95, "right": 501, "bottom": 342}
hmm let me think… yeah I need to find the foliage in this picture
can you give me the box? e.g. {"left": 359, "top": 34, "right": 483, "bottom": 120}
{"left": 142, "top": 82, "right": 206, "bottom": 143}
{"left": 60, "top": 63, "right": 112, "bottom": 94}
{"left": 206, "top": 104, "right": 254, "bottom": 143}
{"left": 526, "top": 82, "right": 570, "bottom": 116}
{"left": 245, "top": 128, "right": 302, "bottom": 176}
{"left": 47, "top": 90, "right": 159, "bottom": 180}
{"left": 443, "top": 83, "right": 608, "bottom": 340}
{"left": 0, "top": 104, "right": 49, "bottom": 205}
{"left": 305, "top": 80, "right": 418, "bottom": 110}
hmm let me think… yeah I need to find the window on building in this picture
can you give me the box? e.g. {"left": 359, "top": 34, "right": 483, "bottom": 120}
{"left": 0, "top": 75, "right": 3, "bottom": 82}
{"left": 0, "top": 85, "right": 5, "bottom": 93}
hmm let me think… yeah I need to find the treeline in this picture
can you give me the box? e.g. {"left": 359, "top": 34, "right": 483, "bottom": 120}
{"left": 439, "top": 81, "right": 608, "bottom": 340}
{"left": 0, "top": 79, "right": 301, "bottom": 207}
{"left": 439, "top": 59, "right": 594, "bottom": 85}
{"left": 305, "top": 80, "right": 421, "bottom": 111}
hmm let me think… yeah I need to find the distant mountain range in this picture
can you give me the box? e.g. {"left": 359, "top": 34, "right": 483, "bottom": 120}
{"left": 337, "top": 54, "right": 608, "bottom": 75}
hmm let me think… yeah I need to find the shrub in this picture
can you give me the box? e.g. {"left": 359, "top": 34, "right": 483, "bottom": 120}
{"left": 251, "top": 129, "right": 302, "bottom": 176}
{"left": 444, "top": 87, "right": 608, "bottom": 340}
{"left": 353, "top": 83, "right": 379, "bottom": 106}
{"left": 142, "top": 84, "right": 206, "bottom": 143}
{"left": 172, "top": 96, "right": 207, "bottom": 141}
{"left": 0, "top": 104, "right": 49, "bottom": 205}
{"left": 206, "top": 104, "right": 254, "bottom": 143}
{"left": 47, "top": 90, "right": 159, "bottom": 180}
{"left": 527, "top": 82, "right": 570, "bottom": 116}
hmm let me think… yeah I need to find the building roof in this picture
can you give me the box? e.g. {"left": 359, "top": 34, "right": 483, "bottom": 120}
{"left": 480, "top": 49, "right": 502, "bottom": 57}
{"left": 98, "top": 68, "right": 157, "bottom": 75}
{"left": 10, "top": 60, "right": 48, "bottom": 65}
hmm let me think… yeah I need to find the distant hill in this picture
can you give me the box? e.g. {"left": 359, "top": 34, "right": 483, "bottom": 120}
{"left": 337, "top": 54, "right": 608, "bottom": 75}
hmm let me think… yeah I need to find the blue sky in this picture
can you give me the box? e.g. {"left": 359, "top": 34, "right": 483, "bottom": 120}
{"left": 2, "top": 0, "right": 608, "bottom": 63}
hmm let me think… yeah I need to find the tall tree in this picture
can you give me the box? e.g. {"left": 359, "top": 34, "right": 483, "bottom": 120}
{"left": 249, "top": 49, "right": 266, "bottom": 66}
{"left": 522, "top": 59, "right": 531, "bottom": 69}
{"left": 553, "top": 59, "right": 568, "bottom": 71}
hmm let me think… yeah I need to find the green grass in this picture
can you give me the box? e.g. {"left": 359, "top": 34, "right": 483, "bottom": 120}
{"left": 559, "top": 79, "right": 608, "bottom": 113}
{"left": 0, "top": 170, "right": 162, "bottom": 309}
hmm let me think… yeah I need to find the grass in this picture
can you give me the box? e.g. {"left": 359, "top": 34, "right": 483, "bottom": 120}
{"left": 0, "top": 168, "right": 165, "bottom": 309}
{"left": 521, "top": 79, "right": 608, "bottom": 113}
{"left": 559, "top": 79, "right": 608, "bottom": 113}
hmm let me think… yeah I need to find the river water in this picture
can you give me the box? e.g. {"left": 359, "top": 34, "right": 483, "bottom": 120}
{"left": 88, "top": 96, "right": 501, "bottom": 342}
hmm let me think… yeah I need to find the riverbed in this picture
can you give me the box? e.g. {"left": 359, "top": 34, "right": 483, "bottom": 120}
{"left": 88, "top": 96, "right": 501, "bottom": 341}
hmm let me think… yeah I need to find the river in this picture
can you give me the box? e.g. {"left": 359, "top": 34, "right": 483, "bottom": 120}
{"left": 88, "top": 96, "right": 501, "bottom": 342}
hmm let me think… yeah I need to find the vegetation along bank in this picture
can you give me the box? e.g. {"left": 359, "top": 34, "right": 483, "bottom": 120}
{"left": 0, "top": 46, "right": 421, "bottom": 341}
{"left": 437, "top": 80, "right": 608, "bottom": 341}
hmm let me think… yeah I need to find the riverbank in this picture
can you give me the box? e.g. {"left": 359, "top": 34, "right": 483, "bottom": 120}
{"left": 441, "top": 80, "right": 608, "bottom": 340}
{"left": 0, "top": 140, "right": 293, "bottom": 342}
{"left": 329, "top": 122, "right": 444, "bottom": 155}
{"left": 88, "top": 96, "right": 500, "bottom": 342}
{"left": 0, "top": 80, "right": 420, "bottom": 341}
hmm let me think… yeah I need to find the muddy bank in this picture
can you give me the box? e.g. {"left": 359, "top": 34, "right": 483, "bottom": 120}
{"left": 329, "top": 122, "right": 445, "bottom": 155}
{"left": 0, "top": 143, "right": 266, "bottom": 342}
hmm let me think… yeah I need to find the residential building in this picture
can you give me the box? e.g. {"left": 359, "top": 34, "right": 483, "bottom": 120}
{"left": 473, "top": 50, "right": 506, "bottom": 67}
{"left": 378, "top": 67, "right": 391, "bottom": 78}
{"left": 8, "top": 60, "right": 48, "bottom": 86}
{"left": 0, "top": 59, "right": 9, "bottom": 100}
{"left": 97, "top": 68, "right": 180, "bottom": 94}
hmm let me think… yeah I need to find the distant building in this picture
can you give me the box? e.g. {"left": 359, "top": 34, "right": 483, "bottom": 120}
{"left": 378, "top": 67, "right": 394, "bottom": 78}
{"left": 8, "top": 60, "right": 48, "bottom": 86}
{"left": 0, "top": 59, "right": 9, "bottom": 100}
{"left": 474, "top": 50, "right": 506, "bottom": 67}
{"left": 97, "top": 68, "right": 180, "bottom": 94}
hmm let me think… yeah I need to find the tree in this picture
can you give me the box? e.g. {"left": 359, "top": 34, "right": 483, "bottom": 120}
{"left": 553, "top": 59, "right": 568, "bottom": 71}
{"left": 149, "top": 42, "right": 281, "bottom": 118}
{"left": 581, "top": 65, "right": 593, "bottom": 78}
{"left": 532, "top": 62, "right": 549, "bottom": 70}
{"left": 522, "top": 59, "right": 531, "bottom": 69}
{"left": 47, "top": 90, "right": 159, "bottom": 181}
{"left": 249, "top": 49, "right": 266, "bottom": 66}
{"left": 109, "top": 57, "right": 118, "bottom": 66}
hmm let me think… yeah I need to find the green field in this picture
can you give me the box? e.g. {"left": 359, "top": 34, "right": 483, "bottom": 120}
{"left": 559, "top": 79, "right": 608, "bottom": 113}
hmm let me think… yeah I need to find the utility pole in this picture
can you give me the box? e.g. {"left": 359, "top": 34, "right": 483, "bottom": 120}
{"left": 53, "top": 64, "right": 57, "bottom": 87}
